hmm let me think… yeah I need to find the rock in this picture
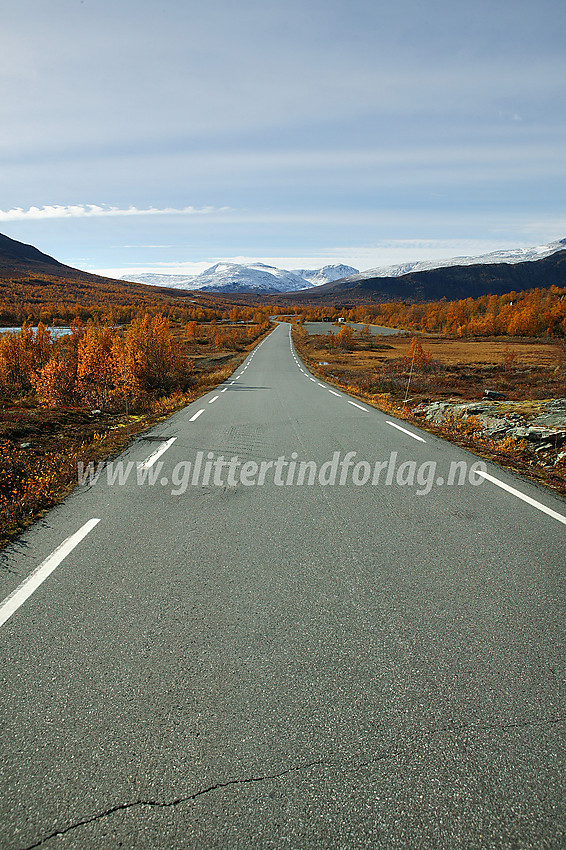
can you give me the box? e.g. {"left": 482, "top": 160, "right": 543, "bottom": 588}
{"left": 423, "top": 402, "right": 452, "bottom": 423}
{"left": 508, "top": 426, "right": 566, "bottom": 444}
{"left": 532, "top": 413, "right": 566, "bottom": 427}
{"left": 480, "top": 418, "right": 514, "bottom": 438}
{"left": 483, "top": 390, "right": 507, "bottom": 400}
{"left": 417, "top": 399, "right": 566, "bottom": 446}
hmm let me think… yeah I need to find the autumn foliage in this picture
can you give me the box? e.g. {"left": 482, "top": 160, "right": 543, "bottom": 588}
{"left": 1, "top": 314, "right": 193, "bottom": 411}
{"left": 298, "top": 286, "right": 566, "bottom": 338}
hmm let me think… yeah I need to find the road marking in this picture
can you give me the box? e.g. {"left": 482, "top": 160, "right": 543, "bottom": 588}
{"left": 328, "top": 389, "right": 341, "bottom": 397}
{"left": 209, "top": 396, "right": 218, "bottom": 404}
{"left": 386, "top": 421, "right": 426, "bottom": 442}
{"left": 318, "top": 383, "right": 325, "bottom": 387}
{"left": 348, "top": 400, "right": 368, "bottom": 411}
{"left": 221, "top": 387, "right": 227, "bottom": 393}
{"left": 189, "top": 409, "right": 205, "bottom": 422}
{"left": 140, "top": 437, "right": 177, "bottom": 468}
{"left": 310, "top": 377, "right": 316, "bottom": 382}
{"left": 475, "top": 470, "right": 566, "bottom": 526}
{"left": 0, "top": 519, "right": 101, "bottom": 629}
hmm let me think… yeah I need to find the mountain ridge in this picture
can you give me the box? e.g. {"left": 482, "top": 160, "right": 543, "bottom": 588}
{"left": 0, "top": 231, "right": 65, "bottom": 272}
{"left": 287, "top": 246, "right": 566, "bottom": 303}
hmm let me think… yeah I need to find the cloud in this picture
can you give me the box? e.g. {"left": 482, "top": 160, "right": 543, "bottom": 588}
{"left": 0, "top": 204, "right": 229, "bottom": 222}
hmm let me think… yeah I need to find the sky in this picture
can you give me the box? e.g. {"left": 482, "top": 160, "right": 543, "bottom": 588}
{"left": 1, "top": 0, "right": 566, "bottom": 279}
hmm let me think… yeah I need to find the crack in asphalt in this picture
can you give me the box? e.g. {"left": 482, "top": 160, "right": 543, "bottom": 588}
{"left": 19, "top": 757, "right": 328, "bottom": 849}
{"left": 18, "top": 715, "right": 566, "bottom": 849}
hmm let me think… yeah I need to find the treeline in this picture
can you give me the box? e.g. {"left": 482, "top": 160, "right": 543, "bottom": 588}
{"left": 0, "top": 292, "right": 272, "bottom": 328}
{"left": 298, "top": 286, "right": 566, "bottom": 337}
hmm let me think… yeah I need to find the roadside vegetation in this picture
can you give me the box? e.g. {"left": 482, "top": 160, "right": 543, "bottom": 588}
{"left": 0, "top": 308, "right": 271, "bottom": 546}
{"left": 292, "top": 320, "right": 566, "bottom": 495}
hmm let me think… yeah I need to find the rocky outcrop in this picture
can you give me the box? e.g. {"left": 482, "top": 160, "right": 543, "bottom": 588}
{"left": 413, "top": 398, "right": 566, "bottom": 448}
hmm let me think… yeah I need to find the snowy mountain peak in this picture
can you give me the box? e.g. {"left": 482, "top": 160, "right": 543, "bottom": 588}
{"left": 292, "top": 264, "right": 359, "bottom": 285}
{"left": 121, "top": 262, "right": 357, "bottom": 292}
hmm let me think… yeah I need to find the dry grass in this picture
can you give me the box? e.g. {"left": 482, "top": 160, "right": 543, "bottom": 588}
{"left": 293, "top": 329, "right": 566, "bottom": 402}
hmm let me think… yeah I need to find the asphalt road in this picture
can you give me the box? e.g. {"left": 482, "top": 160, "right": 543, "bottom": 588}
{"left": 1, "top": 322, "right": 565, "bottom": 849}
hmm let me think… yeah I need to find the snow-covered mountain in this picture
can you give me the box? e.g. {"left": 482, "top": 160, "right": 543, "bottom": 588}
{"left": 192, "top": 263, "right": 314, "bottom": 293}
{"left": 120, "top": 240, "right": 566, "bottom": 294}
{"left": 121, "top": 262, "right": 353, "bottom": 293}
{"left": 121, "top": 272, "right": 197, "bottom": 289}
{"left": 291, "top": 264, "right": 359, "bottom": 285}
{"left": 342, "top": 238, "right": 566, "bottom": 283}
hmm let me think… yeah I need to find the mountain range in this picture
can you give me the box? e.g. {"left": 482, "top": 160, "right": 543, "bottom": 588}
{"left": 120, "top": 263, "right": 359, "bottom": 293}
{"left": 289, "top": 239, "right": 566, "bottom": 303}
{"left": 2, "top": 229, "right": 566, "bottom": 305}
{"left": 119, "top": 242, "right": 566, "bottom": 296}
{"left": 336, "top": 239, "right": 566, "bottom": 282}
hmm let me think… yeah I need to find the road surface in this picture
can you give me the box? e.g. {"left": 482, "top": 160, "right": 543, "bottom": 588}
{"left": 0, "top": 322, "right": 564, "bottom": 848}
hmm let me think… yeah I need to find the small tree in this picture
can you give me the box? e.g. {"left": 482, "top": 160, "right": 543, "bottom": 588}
{"left": 403, "top": 337, "right": 432, "bottom": 372}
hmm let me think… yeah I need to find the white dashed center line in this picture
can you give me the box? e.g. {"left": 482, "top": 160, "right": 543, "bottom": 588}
{"left": 386, "top": 421, "right": 426, "bottom": 442}
{"left": 209, "top": 396, "right": 218, "bottom": 404}
{"left": 189, "top": 409, "right": 205, "bottom": 421}
{"left": 475, "top": 470, "right": 566, "bottom": 526}
{"left": 348, "top": 400, "right": 368, "bottom": 411}
{"left": 140, "top": 437, "right": 177, "bottom": 469}
{"left": 0, "top": 518, "right": 101, "bottom": 629}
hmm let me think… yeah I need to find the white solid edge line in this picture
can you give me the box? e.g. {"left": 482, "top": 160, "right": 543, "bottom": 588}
{"left": 0, "top": 518, "right": 101, "bottom": 629}
{"left": 189, "top": 409, "right": 205, "bottom": 422}
{"left": 140, "top": 437, "right": 177, "bottom": 469}
{"left": 328, "top": 390, "right": 341, "bottom": 397}
{"left": 348, "top": 400, "right": 368, "bottom": 411}
{"left": 475, "top": 470, "right": 566, "bottom": 526}
{"left": 209, "top": 396, "right": 219, "bottom": 403}
{"left": 386, "top": 420, "right": 426, "bottom": 442}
